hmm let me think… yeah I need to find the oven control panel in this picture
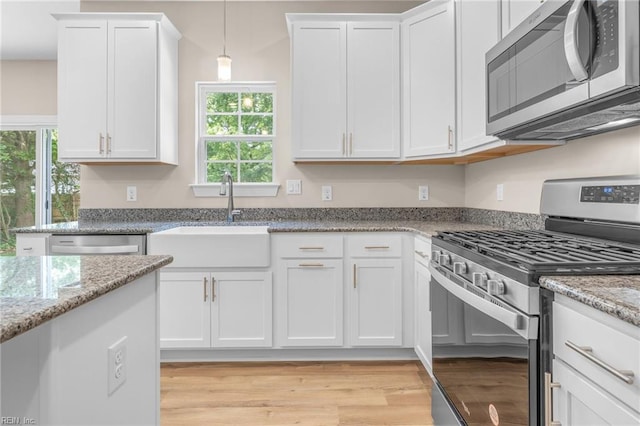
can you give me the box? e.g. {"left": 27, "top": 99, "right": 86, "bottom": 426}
{"left": 580, "top": 185, "right": 640, "bottom": 204}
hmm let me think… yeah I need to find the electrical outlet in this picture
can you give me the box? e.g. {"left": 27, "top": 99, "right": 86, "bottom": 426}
{"left": 286, "top": 179, "right": 302, "bottom": 195}
{"left": 108, "top": 336, "right": 127, "bottom": 395}
{"left": 418, "top": 185, "right": 429, "bottom": 201}
{"left": 496, "top": 183, "right": 504, "bottom": 201}
{"left": 126, "top": 186, "right": 137, "bottom": 202}
{"left": 321, "top": 185, "right": 332, "bottom": 201}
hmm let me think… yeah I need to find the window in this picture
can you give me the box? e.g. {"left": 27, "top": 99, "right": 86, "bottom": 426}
{"left": 193, "top": 82, "right": 279, "bottom": 197}
{"left": 0, "top": 118, "right": 80, "bottom": 255}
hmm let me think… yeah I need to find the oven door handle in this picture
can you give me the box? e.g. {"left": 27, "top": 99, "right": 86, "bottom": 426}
{"left": 429, "top": 266, "right": 538, "bottom": 340}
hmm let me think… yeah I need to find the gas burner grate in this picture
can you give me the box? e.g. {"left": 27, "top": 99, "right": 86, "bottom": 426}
{"left": 435, "top": 230, "right": 640, "bottom": 273}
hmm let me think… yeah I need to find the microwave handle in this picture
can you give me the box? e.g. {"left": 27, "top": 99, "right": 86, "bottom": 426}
{"left": 564, "top": 0, "right": 589, "bottom": 82}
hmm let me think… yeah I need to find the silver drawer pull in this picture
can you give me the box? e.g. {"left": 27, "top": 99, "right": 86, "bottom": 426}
{"left": 299, "top": 263, "right": 324, "bottom": 267}
{"left": 414, "top": 250, "right": 429, "bottom": 259}
{"left": 565, "top": 340, "right": 635, "bottom": 384}
{"left": 364, "top": 245, "right": 390, "bottom": 250}
{"left": 299, "top": 246, "right": 324, "bottom": 250}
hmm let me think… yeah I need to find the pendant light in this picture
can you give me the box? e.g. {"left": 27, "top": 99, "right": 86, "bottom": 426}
{"left": 217, "top": 0, "right": 231, "bottom": 81}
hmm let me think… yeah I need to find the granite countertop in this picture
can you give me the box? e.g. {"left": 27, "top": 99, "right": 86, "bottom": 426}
{"left": 11, "top": 219, "right": 500, "bottom": 238}
{"left": 0, "top": 255, "right": 173, "bottom": 343}
{"left": 540, "top": 275, "right": 640, "bottom": 327}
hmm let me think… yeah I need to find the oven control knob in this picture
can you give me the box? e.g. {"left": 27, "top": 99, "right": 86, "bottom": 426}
{"left": 453, "top": 262, "right": 467, "bottom": 274}
{"left": 488, "top": 279, "right": 506, "bottom": 296}
{"left": 472, "top": 272, "right": 488, "bottom": 288}
{"left": 438, "top": 253, "right": 451, "bottom": 266}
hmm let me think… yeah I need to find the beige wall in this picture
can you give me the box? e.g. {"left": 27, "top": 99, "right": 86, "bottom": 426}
{"left": 2, "top": 1, "right": 639, "bottom": 212}
{"left": 464, "top": 126, "right": 640, "bottom": 214}
{"left": 0, "top": 60, "right": 57, "bottom": 115}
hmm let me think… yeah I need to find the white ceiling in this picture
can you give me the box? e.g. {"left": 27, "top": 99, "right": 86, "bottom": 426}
{"left": 0, "top": 0, "right": 80, "bottom": 60}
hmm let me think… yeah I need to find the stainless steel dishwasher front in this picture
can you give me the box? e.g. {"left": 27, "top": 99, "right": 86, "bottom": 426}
{"left": 48, "top": 234, "right": 146, "bottom": 255}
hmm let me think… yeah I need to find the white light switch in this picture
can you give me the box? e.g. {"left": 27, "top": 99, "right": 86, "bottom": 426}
{"left": 286, "top": 180, "right": 301, "bottom": 195}
{"left": 322, "top": 185, "right": 332, "bottom": 201}
{"left": 418, "top": 185, "right": 429, "bottom": 201}
{"left": 496, "top": 184, "right": 504, "bottom": 201}
{"left": 126, "top": 186, "right": 137, "bottom": 202}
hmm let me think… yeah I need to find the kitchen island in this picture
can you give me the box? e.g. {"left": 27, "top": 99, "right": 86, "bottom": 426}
{"left": 0, "top": 255, "right": 172, "bottom": 425}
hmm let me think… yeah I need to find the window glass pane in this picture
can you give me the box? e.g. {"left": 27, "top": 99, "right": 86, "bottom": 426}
{"left": 241, "top": 115, "right": 273, "bottom": 135}
{"left": 207, "top": 141, "right": 238, "bottom": 161}
{"left": 207, "top": 92, "right": 238, "bottom": 113}
{"left": 240, "top": 141, "right": 272, "bottom": 161}
{"left": 240, "top": 162, "right": 273, "bottom": 183}
{"left": 50, "top": 130, "right": 80, "bottom": 224}
{"left": 207, "top": 163, "right": 237, "bottom": 182}
{"left": 206, "top": 115, "right": 239, "bottom": 135}
{"left": 241, "top": 93, "right": 273, "bottom": 113}
{"left": 0, "top": 130, "right": 36, "bottom": 255}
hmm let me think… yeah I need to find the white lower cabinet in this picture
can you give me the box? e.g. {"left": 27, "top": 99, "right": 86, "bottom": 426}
{"left": 159, "top": 271, "right": 272, "bottom": 349}
{"left": 15, "top": 233, "right": 50, "bottom": 256}
{"left": 548, "top": 295, "right": 640, "bottom": 425}
{"left": 277, "top": 259, "right": 344, "bottom": 346}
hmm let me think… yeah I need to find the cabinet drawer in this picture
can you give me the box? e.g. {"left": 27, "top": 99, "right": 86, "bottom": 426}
{"left": 16, "top": 234, "right": 49, "bottom": 256}
{"left": 553, "top": 300, "right": 640, "bottom": 412}
{"left": 347, "top": 233, "right": 402, "bottom": 257}
{"left": 275, "top": 234, "right": 343, "bottom": 258}
{"left": 414, "top": 235, "right": 431, "bottom": 266}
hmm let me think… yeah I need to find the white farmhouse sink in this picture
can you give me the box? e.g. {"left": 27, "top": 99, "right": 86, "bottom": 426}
{"left": 148, "top": 226, "right": 270, "bottom": 268}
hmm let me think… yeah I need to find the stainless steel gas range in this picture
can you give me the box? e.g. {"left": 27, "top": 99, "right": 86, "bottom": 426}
{"left": 428, "top": 176, "right": 640, "bottom": 426}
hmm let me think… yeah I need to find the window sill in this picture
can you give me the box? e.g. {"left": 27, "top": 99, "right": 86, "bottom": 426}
{"left": 190, "top": 183, "right": 280, "bottom": 197}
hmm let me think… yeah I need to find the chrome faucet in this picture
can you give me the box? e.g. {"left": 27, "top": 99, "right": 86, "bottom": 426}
{"left": 220, "top": 171, "right": 242, "bottom": 222}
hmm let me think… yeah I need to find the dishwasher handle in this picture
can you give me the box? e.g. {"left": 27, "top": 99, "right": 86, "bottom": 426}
{"left": 50, "top": 245, "right": 141, "bottom": 255}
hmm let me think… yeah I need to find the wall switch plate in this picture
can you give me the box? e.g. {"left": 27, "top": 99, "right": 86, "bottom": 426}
{"left": 321, "top": 185, "right": 332, "bottom": 201}
{"left": 418, "top": 185, "right": 429, "bottom": 201}
{"left": 496, "top": 183, "right": 504, "bottom": 201}
{"left": 108, "top": 336, "right": 127, "bottom": 395}
{"left": 286, "top": 179, "right": 301, "bottom": 195}
{"left": 126, "top": 186, "right": 137, "bottom": 202}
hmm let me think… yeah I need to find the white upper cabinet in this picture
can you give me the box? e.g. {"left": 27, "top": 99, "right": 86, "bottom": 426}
{"left": 401, "top": 1, "right": 456, "bottom": 158}
{"left": 501, "top": 0, "right": 545, "bottom": 37}
{"left": 455, "top": 0, "right": 502, "bottom": 153}
{"left": 55, "top": 13, "right": 180, "bottom": 164}
{"left": 289, "top": 16, "right": 400, "bottom": 160}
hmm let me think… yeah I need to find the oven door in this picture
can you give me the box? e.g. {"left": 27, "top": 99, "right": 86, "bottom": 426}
{"left": 429, "top": 265, "right": 539, "bottom": 426}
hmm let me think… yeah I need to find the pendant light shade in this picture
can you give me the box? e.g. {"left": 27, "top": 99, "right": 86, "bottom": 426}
{"left": 217, "top": 0, "right": 231, "bottom": 81}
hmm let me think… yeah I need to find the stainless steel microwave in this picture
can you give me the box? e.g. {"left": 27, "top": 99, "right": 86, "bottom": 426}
{"left": 486, "top": 0, "right": 640, "bottom": 141}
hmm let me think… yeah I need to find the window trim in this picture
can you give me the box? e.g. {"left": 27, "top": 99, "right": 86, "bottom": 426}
{"left": 193, "top": 82, "right": 279, "bottom": 197}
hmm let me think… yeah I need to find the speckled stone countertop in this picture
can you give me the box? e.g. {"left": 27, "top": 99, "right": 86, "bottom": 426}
{"left": 0, "top": 255, "right": 173, "bottom": 343}
{"left": 11, "top": 219, "right": 500, "bottom": 238}
{"left": 540, "top": 275, "right": 640, "bottom": 327}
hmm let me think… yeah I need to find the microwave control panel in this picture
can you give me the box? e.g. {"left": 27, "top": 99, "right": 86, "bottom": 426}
{"left": 580, "top": 185, "right": 640, "bottom": 204}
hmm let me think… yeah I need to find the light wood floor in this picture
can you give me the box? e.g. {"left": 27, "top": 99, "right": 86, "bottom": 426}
{"left": 161, "top": 361, "right": 435, "bottom": 425}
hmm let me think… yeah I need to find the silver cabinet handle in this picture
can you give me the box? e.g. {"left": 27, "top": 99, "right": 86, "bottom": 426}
{"left": 544, "top": 372, "right": 561, "bottom": 426}
{"left": 99, "top": 133, "right": 105, "bottom": 155}
{"left": 447, "top": 125, "right": 453, "bottom": 150}
{"left": 364, "top": 245, "right": 390, "bottom": 250}
{"left": 563, "top": 0, "right": 589, "bottom": 82}
{"left": 106, "top": 133, "right": 112, "bottom": 154}
{"left": 349, "top": 133, "right": 353, "bottom": 156}
{"left": 299, "top": 263, "right": 324, "bottom": 267}
{"left": 299, "top": 246, "right": 325, "bottom": 251}
{"left": 211, "top": 277, "right": 216, "bottom": 302}
{"left": 353, "top": 263, "right": 357, "bottom": 289}
{"left": 414, "top": 250, "right": 429, "bottom": 259}
{"left": 342, "top": 133, "right": 346, "bottom": 156}
{"left": 565, "top": 341, "right": 635, "bottom": 384}
{"left": 203, "top": 277, "right": 208, "bottom": 302}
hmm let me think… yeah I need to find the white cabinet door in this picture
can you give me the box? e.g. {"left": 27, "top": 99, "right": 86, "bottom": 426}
{"left": 108, "top": 20, "right": 158, "bottom": 159}
{"left": 349, "top": 258, "right": 403, "bottom": 346}
{"left": 211, "top": 272, "right": 272, "bottom": 348}
{"left": 15, "top": 234, "right": 49, "bottom": 256}
{"left": 402, "top": 0, "right": 456, "bottom": 158}
{"left": 291, "top": 21, "right": 347, "bottom": 159}
{"left": 552, "top": 360, "right": 640, "bottom": 426}
{"left": 57, "top": 19, "right": 108, "bottom": 159}
{"left": 456, "top": 0, "right": 502, "bottom": 152}
{"left": 278, "top": 259, "right": 344, "bottom": 346}
{"left": 414, "top": 261, "right": 432, "bottom": 370}
{"left": 159, "top": 272, "right": 211, "bottom": 348}
{"left": 347, "top": 22, "right": 400, "bottom": 159}
{"left": 501, "top": 0, "right": 543, "bottom": 36}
